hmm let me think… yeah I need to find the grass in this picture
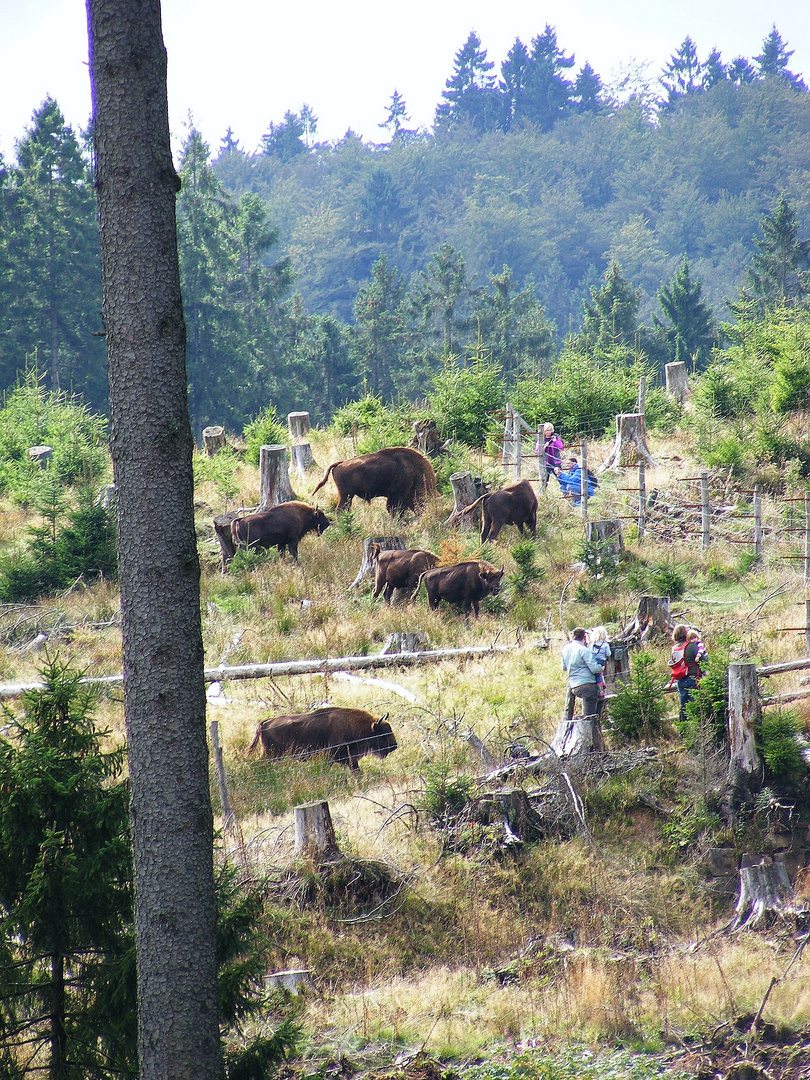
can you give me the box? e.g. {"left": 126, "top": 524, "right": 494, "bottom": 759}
{"left": 3, "top": 422, "right": 810, "bottom": 1069}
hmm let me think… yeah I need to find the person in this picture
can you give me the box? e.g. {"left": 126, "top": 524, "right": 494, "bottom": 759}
{"left": 687, "top": 628, "right": 708, "bottom": 668}
{"left": 558, "top": 458, "right": 598, "bottom": 507}
{"left": 670, "top": 624, "right": 702, "bottom": 722}
{"left": 535, "top": 422, "right": 564, "bottom": 487}
{"left": 561, "top": 627, "right": 606, "bottom": 723}
{"left": 588, "top": 626, "right": 612, "bottom": 716}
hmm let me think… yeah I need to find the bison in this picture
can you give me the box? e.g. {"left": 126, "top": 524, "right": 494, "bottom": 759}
{"left": 415, "top": 560, "right": 504, "bottom": 618}
{"left": 230, "top": 501, "right": 330, "bottom": 560}
{"left": 463, "top": 480, "right": 538, "bottom": 542}
{"left": 311, "top": 446, "right": 437, "bottom": 516}
{"left": 246, "top": 707, "right": 397, "bottom": 771}
{"left": 370, "top": 545, "right": 439, "bottom": 604}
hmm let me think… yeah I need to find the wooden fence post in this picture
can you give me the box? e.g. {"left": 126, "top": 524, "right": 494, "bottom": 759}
{"left": 637, "top": 374, "right": 647, "bottom": 417}
{"left": 259, "top": 444, "right": 296, "bottom": 509}
{"left": 701, "top": 470, "right": 711, "bottom": 551}
{"left": 638, "top": 459, "right": 646, "bottom": 539}
{"left": 513, "top": 412, "right": 522, "bottom": 480}
{"left": 502, "top": 403, "right": 515, "bottom": 465}
{"left": 805, "top": 492, "right": 810, "bottom": 585}
{"left": 726, "top": 661, "right": 764, "bottom": 822}
{"left": 805, "top": 598, "right": 810, "bottom": 654}
{"left": 580, "top": 440, "right": 588, "bottom": 525}
{"left": 753, "top": 484, "right": 762, "bottom": 558}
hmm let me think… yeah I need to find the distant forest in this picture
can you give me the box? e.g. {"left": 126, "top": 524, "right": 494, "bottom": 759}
{"left": 1, "top": 24, "right": 809, "bottom": 434}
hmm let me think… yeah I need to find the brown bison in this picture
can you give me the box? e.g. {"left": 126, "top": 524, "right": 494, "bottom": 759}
{"left": 246, "top": 707, "right": 397, "bottom": 771}
{"left": 415, "top": 560, "right": 505, "bottom": 618}
{"left": 463, "top": 480, "right": 538, "bottom": 542}
{"left": 370, "top": 545, "right": 439, "bottom": 603}
{"left": 311, "top": 446, "right": 437, "bottom": 515}
{"left": 230, "top": 501, "right": 330, "bottom": 560}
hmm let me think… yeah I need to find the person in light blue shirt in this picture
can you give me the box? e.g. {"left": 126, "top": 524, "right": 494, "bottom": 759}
{"left": 561, "top": 627, "right": 605, "bottom": 721}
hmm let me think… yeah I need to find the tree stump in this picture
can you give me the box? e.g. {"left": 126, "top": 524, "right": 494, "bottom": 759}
{"left": 447, "top": 471, "right": 479, "bottom": 529}
{"left": 665, "top": 361, "right": 690, "bottom": 404}
{"left": 213, "top": 512, "right": 239, "bottom": 571}
{"left": 259, "top": 444, "right": 297, "bottom": 509}
{"left": 600, "top": 413, "right": 658, "bottom": 471}
{"left": 27, "top": 445, "right": 53, "bottom": 467}
{"left": 380, "top": 632, "right": 428, "bottom": 654}
{"left": 619, "top": 595, "right": 673, "bottom": 643}
{"left": 731, "top": 854, "right": 797, "bottom": 930}
{"left": 287, "top": 411, "right": 311, "bottom": 443}
{"left": 294, "top": 800, "right": 339, "bottom": 858}
{"left": 475, "top": 787, "right": 545, "bottom": 843}
{"left": 726, "top": 662, "right": 764, "bottom": 822}
{"left": 264, "top": 969, "right": 315, "bottom": 994}
{"left": 467, "top": 731, "right": 497, "bottom": 771}
{"left": 348, "top": 535, "right": 405, "bottom": 589}
{"left": 291, "top": 441, "right": 317, "bottom": 479}
{"left": 586, "top": 519, "right": 624, "bottom": 552}
{"left": 96, "top": 483, "right": 117, "bottom": 510}
{"left": 549, "top": 714, "right": 604, "bottom": 759}
{"left": 202, "top": 425, "right": 226, "bottom": 456}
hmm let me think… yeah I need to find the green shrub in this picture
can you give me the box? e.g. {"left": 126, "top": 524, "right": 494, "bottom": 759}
{"left": 757, "top": 710, "right": 807, "bottom": 792}
{"left": 679, "top": 633, "right": 733, "bottom": 749}
{"left": 508, "top": 539, "right": 545, "bottom": 596}
{"left": 421, "top": 760, "right": 475, "bottom": 825}
{"left": 608, "top": 652, "right": 669, "bottom": 743}
{"left": 648, "top": 559, "right": 687, "bottom": 600}
{"left": 577, "top": 536, "right": 621, "bottom": 580}
{"left": 330, "top": 394, "right": 414, "bottom": 453}
{"left": 429, "top": 356, "right": 505, "bottom": 447}
{"left": 242, "top": 406, "right": 287, "bottom": 465}
{"left": 331, "top": 393, "right": 390, "bottom": 435}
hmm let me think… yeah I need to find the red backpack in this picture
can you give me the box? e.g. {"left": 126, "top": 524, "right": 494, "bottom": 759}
{"left": 668, "top": 647, "right": 689, "bottom": 681}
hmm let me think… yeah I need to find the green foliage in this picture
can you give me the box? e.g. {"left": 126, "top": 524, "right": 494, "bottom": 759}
{"left": 194, "top": 447, "right": 242, "bottom": 502}
{"left": 429, "top": 355, "right": 505, "bottom": 447}
{"left": 648, "top": 559, "right": 687, "bottom": 600}
{"left": 243, "top": 407, "right": 288, "bottom": 465}
{"left": 679, "top": 633, "right": 734, "bottom": 749}
{"left": 507, "top": 539, "right": 545, "bottom": 596}
{"left": 459, "top": 1044, "right": 691, "bottom": 1080}
{"left": 661, "top": 796, "right": 722, "bottom": 856}
{"left": 421, "top": 760, "right": 475, "bottom": 824}
{"left": 608, "top": 652, "right": 669, "bottom": 743}
{"left": 757, "top": 709, "right": 807, "bottom": 792}
{"left": 0, "top": 370, "right": 108, "bottom": 502}
{"left": 577, "top": 536, "right": 621, "bottom": 580}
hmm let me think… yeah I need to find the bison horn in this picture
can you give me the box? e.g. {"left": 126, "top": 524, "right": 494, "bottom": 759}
{"left": 373, "top": 713, "right": 389, "bottom": 728}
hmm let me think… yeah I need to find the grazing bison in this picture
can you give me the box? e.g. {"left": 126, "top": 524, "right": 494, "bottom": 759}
{"left": 230, "top": 501, "right": 330, "bottom": 560}
{"left": 246, "top": 707, "right": 397, "bottom": 771}
{"left": 463, "top": 480, "right": 538, "bottom": 542}
{"left": 311, "top": 446, "right": 437, "bottom": 516}
{"left": 370, "top": 545, "right": 439, "bottom": 604}
{"left": 416, "top": 560, "right": 504, "bottom": 618}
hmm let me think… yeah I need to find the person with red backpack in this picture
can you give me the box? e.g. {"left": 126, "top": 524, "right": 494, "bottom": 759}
{"left": 669, "top": 624, "right": 704, "bottom": 721}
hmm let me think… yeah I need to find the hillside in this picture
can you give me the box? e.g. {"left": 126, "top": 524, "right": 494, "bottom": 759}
{"left": 2, "top": 387, "right": 810, "bottom": 1077}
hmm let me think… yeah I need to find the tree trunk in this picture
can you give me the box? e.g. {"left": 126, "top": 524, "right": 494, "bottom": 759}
{"left": 732, "top": 854, "right": 796, "bottom": 930}
{"left": 665, "top": 361, "right": 690, "bottom": 404}
{"left": 726, "top": 662, "right": 764, "bottom": 822}
{"left": 287, "top": 411, "right": 310, "bottom": 442}
{"left": 213, "top": 512, "right": 239, "bottom": 570}
{"left": 291, "top": 441, "right": 317, "bottom": 479}
{"left": 348, "top": 535, "right": 405, "bottom": 589}
{"left": 86, "top": 3, "right": 221, "bottom": 1077}
{"left": 600, "top": 413, "right": 658, "bottom": 470}
{"left": 447, "top": 470, "right": 479, "bottom": 529}
{"left": 549, "top": 715, "right": 604, "bottom": 758}
{"left": 201, "top": 425, "right": 225, "bottom": 456}
{"left": 294, "top": 800, "right": 339, "bottom": 858}
{"left": 259, "top": 443, "right": 297, "bottom": 509}
{"left": 585, "top": 519, "right": 624, "bottom": 551}
{"left": 620, "top": 595, "right": 674, "bottom": 643}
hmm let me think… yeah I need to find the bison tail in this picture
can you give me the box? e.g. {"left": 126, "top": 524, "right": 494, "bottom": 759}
{"left": 311, "top": 460, "right": 340, "bottom": 496}
{"left": 246, "top": 724, "right": 263, "bottom": 756}
{"left": 458, "top": 492, "right": 488, "bottom": 516}
{"left": 410, "top": 570, "right": 428, "bottom": 603}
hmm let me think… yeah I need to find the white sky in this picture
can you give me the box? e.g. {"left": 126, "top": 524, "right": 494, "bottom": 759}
{"left": 1, "top": 0, "right": 809, "bottom": 160}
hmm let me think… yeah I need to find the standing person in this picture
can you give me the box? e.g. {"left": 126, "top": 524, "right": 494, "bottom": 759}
{"left": 561, "top": 627, "right": 605, "bottom": 723}
{"left": 535, "top": 422, "right": 564, "bottom": 489}
{"left": 588, "top": 626, "right": 612, "bottom": 716}
{"left": 670, "top": 624, "right": 701, "bottom": 722}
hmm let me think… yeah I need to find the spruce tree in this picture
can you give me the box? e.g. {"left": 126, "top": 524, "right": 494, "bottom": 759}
{"left": 350, "top": 254, "right": 410, "bottom": 397}
{"left": 746, "top": 194, "right": 810, "bottom": 309}
{"left": 435, "top": 30, "right": 501, "bottom": 133}
{"left": 380, "top": 89, "right": 410, "bottom": 138}
{"left": 701, "top": 48, "right": 726, "bottom": 89}
{"left": 261, "top": 110, "right": 306, "bottom": 161}
{"left": 727, "top": 56, "right": 756, "bottom": 84}
{"left": 755, "top": 25, "right": 805, "bottom": 89}
{"left": 660, "top": 36, "right": 703, "bottom": 104}
{"left": 572, "top": 62, "right": 603, "bottom": 114}
{"left": 581, "top": 261, "right": 640, "bottom": 347}
{"left": 656, "top": 256, "right": 715, "bottom": 368}
{"left": 522, "top": 25, "right": 576, "bottom": 131}
{"left": 415, "top": 243, "right": 470, "bottom": 355}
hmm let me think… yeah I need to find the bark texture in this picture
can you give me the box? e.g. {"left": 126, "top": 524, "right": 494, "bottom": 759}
{"left": 86, "top": 2, "right": 221, "bottom": 1077}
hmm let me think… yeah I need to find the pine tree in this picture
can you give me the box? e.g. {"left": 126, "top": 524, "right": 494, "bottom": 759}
{"left": 350, "top": 254, "right": 410, "bottom": 397}
{"left": 660, "top": 36, "right": 703, "bottom": 104}
{"left": 572, "top": 62, "right": 603, "bottom": 114}
{"left": 415, "top": 243, "right": 470, "bottom": 355}
{"left": 499, "top": 38, "right": 531, "bottom": 130}
{"left": 727, "top": 56, "right": 756, "bottom": 84}
{"left": 0, "top": 98, "right": 106, "bottom": 405}
{"left": 701, "top": 48, "right": 726, "bottom": 89}
{"left": 755, "top": 25, "right": 805, "bottom": 89}
{"left": 581, "top": 261, "right": 640, "bottom": 347}
{"left": 471, "top": 264, "right": 555, "bottom": 377}
{"left": 746, "top": 193, "right": 810, "bottom": 308}
{"left": 656, "top": 256, "right": 715, "bottom": 368}
{"left": 219, "top": 127, "right": 240, "bottom": 155}
{"left": 380, "top": 89, "right": 410, "bottom": 138}
{"left": 521, "top": 25, "right": 576, "bottom": 131}
{"left": 435, "top": 30, "right": 501, "bottom": 133}
{"left": 261, "top": 109, "right": 307, "bottom": 161}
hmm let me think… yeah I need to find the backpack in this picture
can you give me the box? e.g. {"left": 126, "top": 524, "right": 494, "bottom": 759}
{"left": 588, "top": 470, "right": 598, "bottom": 489}
{"left": 668, "top": 647, "right": 689, "bottom": 681}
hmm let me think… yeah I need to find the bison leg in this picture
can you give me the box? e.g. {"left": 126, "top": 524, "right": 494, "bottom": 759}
{"left": 382, "top": 582, "right": 394, "bottom": 604}
{"left": 529, "top": 511, "right": 537, "bottom": 538}
{"left": 288, "top": 541, "right": 299, "bottom": 560}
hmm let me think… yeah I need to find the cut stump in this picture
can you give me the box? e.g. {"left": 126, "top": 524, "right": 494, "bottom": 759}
{"left": 732, "top": 854, "right": 797, "bottom": 930}
{"left": 287, "top": 411, "right": 311, "bottom": 442}
{"left": 259, "top": 444, "right": 297, "bottom": 509}
{"left": 294, "top": 800, "right": 339, "bottom": 859}
{"left": 202, "top": 425, "right": 226, "bottom": 456}
{"left": 600, "top": 413, "right": 658, "bottom": 471}
{"left": 550, "top": 714, "right": 604, "bottom": 758}
{"left": 213, "top": 512, "right": 239, "bottom": 571}
{"left": 620, "top": 595, "right": 674, "bottom": 643}
{"left": 291, "top": 441, "right": 317, "bottom": 478}
{"left": 726, "top": 662, "right": 764, "bottom": 822}
{"left": 665, "top": 361, "right": 690, "bottom": 404}
{"left": 447, "top": 471, "right": 479, "bottom": 529}
{"left": 348, "top": 536, "right": 405, "bottom": 589}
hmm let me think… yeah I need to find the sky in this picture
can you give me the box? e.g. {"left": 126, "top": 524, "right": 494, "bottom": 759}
{"left": 1, "top": 0, "right": 809, "bottom": 160}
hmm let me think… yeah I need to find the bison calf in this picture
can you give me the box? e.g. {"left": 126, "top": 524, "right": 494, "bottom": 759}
{"left": 371, "top": 545, "right": 439, "bottom": 604}
{"left": 230, "top": 501, "right": 330, "bottom": 560}
{"left": 463, "top": 479, "right": 538, "bottom": 542}
{"left": 246, "top": 707, "right": 397, "bottom": 771}
{"left": 416, "top": 560, "right": 504, "bottom": 618}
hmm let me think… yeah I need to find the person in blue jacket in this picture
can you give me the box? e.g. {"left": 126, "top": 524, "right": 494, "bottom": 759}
{"left": 558, "top": 458, "right": 597, "bottom": 507}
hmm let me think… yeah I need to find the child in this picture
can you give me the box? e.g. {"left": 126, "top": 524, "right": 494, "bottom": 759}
{"left": 588, "top": 626, "right": 611, "bottom": 716}
{"left": 687, "top": 628, "right": 708, "bottom": 669}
